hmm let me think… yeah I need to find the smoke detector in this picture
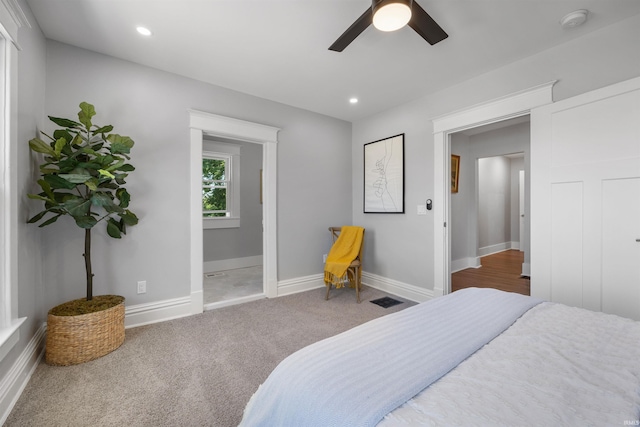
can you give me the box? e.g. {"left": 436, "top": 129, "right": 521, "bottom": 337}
{"left": 560, "top": 10, "right": 589, "bottom": 29}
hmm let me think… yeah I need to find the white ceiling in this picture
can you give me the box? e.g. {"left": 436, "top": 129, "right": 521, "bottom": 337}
{"left": 25, "top": 0, "right": 640, "bottom": 122}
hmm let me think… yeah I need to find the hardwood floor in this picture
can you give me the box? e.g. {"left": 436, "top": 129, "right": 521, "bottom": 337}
{"left": 451, "top": 250, "right": 530, "bottom": 296}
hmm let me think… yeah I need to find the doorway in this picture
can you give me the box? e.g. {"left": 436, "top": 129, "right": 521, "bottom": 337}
{"left": 188, "top": 110, "right": 279, "bottom": 316}
{"left": 449, "top": 119, "right": 530, "bottom": 295}
{"left": 431, "top": 81, "right": 555, "bottom": 297}
{"left": 202, "top": 138, "right": 264, "bottom": 309}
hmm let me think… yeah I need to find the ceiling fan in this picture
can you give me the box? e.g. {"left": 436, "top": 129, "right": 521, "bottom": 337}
{"left": 329, "top": 0, "right": 448, "bottom": 52}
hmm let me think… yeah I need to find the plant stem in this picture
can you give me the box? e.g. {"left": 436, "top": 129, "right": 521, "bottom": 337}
{"left": 84, "top": 227, "right": 93, "bottom": 301}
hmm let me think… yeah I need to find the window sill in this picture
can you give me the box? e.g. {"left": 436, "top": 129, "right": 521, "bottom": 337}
{"left": 203, "top": 217, "right": 240, "bottom": 229}
{"left": 0, "top": 317, "right": 26, "bottom": 362}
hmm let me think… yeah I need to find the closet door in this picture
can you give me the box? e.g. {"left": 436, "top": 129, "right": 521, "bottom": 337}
{"left": 531, "top": 77, "right": 640, "bottom": 320}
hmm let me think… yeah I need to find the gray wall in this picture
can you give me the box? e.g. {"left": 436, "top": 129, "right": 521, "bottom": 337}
{"left": 41, "top": 40, "right": 352, "bottom": 308}
{"left": 0, "top": 0, "right": 47, "bottom": 395}
{"left": 478, "top": 156, "right": 511, "bottom": 249}
{"left": 352, "top": 15, "right": 640, "bottom": 290}
{"left": 203, "top": 139, "right": 263, "bottom": 263}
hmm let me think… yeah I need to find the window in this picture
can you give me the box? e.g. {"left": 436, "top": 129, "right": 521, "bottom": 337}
{"left": 202, "top": 141, "right": 240, "bottom": 229}
{"left": 203, "top": 153, "right": 231, "bottom": 218}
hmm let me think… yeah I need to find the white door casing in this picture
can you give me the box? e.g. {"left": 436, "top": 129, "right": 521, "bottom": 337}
{"left": 189, "top": 110, "right": 279, "bottom": 314}
{"left": 432, "top": 82, "right": 556, "bottom": 297}
{"left": 530, "top": 77, "right": 640, "bottom": 319}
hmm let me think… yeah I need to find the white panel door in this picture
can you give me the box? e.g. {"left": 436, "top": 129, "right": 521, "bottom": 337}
{"left": 531, "top": 77, "right": 640, "bottom": 318}
{"left": 602, "top": 178, "right": 640, "bottom": 320}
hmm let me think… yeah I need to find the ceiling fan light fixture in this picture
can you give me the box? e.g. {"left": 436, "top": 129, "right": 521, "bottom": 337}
{"left": 373, "top": 0, "right": 412, "bottom": 32}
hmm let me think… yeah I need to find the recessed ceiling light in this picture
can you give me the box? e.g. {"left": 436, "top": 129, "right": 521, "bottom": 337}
{"left": 136, "top": 26, "right": 152, "bottom": 36}
{"left": 349, "top": 98, "right": 358, "bottom": 104}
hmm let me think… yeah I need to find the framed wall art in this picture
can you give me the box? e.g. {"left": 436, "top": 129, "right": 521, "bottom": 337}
{"left": 451, "top": 154, "right": 460, "bottom": 193}
{"left": 363, "top": 134, "right": 404, "bottom": 213}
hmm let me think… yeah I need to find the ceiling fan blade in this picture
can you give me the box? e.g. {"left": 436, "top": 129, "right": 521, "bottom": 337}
{"left": 329, "top": 8, "right": 373, "bottom": 52}
{"left": 408, "top": 2, "right": 448, "bottom": 45}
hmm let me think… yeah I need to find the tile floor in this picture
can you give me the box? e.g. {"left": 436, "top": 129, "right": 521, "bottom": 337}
{"left": 203, "top": 265, "right": 263, "bottom": 304}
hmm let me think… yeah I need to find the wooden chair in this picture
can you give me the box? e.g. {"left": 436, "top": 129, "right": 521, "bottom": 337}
{"left": 325, "top": 227, "right": 365, "bottom": 303}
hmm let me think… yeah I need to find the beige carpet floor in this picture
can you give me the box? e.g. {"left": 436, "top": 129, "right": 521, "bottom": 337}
{"left": 5, "top": 286, "right": 414, "bottom": 427}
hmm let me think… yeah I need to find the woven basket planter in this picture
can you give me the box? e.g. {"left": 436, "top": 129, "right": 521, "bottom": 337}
{"left": 46, "top": 296, "right": 125, "bottom": 366}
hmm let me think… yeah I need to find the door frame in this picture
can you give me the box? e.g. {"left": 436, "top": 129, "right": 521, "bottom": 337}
{"left": 188, "top": 110, "right": 279, "bottom": 315}
{"left": 432, "top": 81, "right": 555, "bottom": 297}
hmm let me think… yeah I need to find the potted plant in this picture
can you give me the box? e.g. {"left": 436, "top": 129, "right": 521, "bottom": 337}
{"left": 27, "top": 102, "right": 139, "bottom": 366}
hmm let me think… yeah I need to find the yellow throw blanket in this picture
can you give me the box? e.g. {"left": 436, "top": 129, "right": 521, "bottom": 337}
{"left": 324, "top": 226, "right": 364, "bottom": 289}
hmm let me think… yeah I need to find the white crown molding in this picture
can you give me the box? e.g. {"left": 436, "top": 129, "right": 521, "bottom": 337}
{"left": 0, "top": 0, "right": 29, "bottom": 45}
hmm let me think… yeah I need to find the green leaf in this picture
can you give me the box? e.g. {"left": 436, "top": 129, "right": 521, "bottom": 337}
{"left": 106, "top": 219, "right": 122, "bottom": 238}
{"left": 27, "top": 210, "right": 48, "bottom": 224}
{"left": 116, "top": 188, "right": 130, "bottom": 208}
{"left": 39, "top": 167, "right": 59, "bottom": 175}
{"left": 107, "top": 134, "right": 135, "bottom": 155}
{"left": 27, "top": 193, "right": 53, "bottom": 202}
{"left": 57, "top": 157, "right": 79, "bottom": 173}
{"left": 29, "top": 138, "right": 56, "bottom": 156}
{"left": 91, "top": 192, "right": 124, "bottom": 213}
{"left": 58, "top": 173, "right": 91, "bottom": 184}
{"left": 37, "top": 179, "right": 55, "bottom": 200}
{"left": 98, "top": 169, "right": 115, "bottom": 179}
{"left": 78, "top": 102, "right": 96, "bottom": 129}
{"left": 39, "top": 214, "right": 62, "bottom": 227}
{"left": 116, "top": 163, "right": 135, "bottom": 172}
{"left": 71, "top": 133, "right": 84, "bottom": 147}
{"left": 97, "top": 155, "right": 114, "bottom": 167}
{"left": 48, "top": 116, "right": 81, "bottom": 128}
{"left": 53, "top": 129, "right": 73, "bottom": 143}
{"left": 119, "top": 210, "right": 138, "bottom": 226}
{"left": 106, "top": 159, "right": 124, "bottom": 172}
{"left": 85, "top": 177, "right": 99, "bottom": 191}
{"left": 44, "top": 174, "right": 76, "bottom": 190}
{"left": 90, "top": 142, "right": 104, "bottom": 152}
{"left": 74, "top": 215, "right": 97, "bottom": 229}
{"left": 94, "top": 125, "right": 113, "bottom": 134}
{"left": 54, "top": 137, "right": 67, "bottom": 157}
{"left": 63, "top": 197, "right": 91, "bottom": 217}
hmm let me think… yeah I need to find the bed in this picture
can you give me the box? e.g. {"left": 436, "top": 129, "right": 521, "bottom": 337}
{"left": 240, "top": 288, "right": 640, "bottom": 426}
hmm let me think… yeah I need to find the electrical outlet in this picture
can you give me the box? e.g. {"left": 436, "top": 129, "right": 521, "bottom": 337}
{"left": 323, "top": 254, "right": 328, "bottom": 263}
{"left": 137, "top": 280, "right": 147, "bottom": 294}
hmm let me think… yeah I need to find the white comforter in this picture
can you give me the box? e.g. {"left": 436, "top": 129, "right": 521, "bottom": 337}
{"left": 379, "top": 302, "right": 640, "bottom": 426}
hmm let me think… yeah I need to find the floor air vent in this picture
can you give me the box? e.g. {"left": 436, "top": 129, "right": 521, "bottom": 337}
{"left": 370, "top": 296, "right": 404, "bottom": 309}
{"left": 205, "top": 272, "right": 226, "bottom": 278}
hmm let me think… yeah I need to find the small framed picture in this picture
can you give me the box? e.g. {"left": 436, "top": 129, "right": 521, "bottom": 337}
{"left": 451, "top": 154, "right": 460, "bottom": 193}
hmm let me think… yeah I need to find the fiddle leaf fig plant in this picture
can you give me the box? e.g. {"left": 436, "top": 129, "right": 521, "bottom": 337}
{"left": 28, "top": 102, "right": 139, "bottom": 301}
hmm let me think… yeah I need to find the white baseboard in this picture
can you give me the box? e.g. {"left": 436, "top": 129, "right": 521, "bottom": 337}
{"left": 451, "top": 257, "right": 481, "bottom": 273}
{"left": 203, "top": 255, "right": 262, "bottom": 273}
{"left": 125, "top": 296, "right": 193, "bottom": 329}
{"left": 362, "top": 272, "right": 433, "bottom": 303}
{"left": 277, "top": 274, "right": 325, "bottom": 297}
{"left": 511, "top": 241, "right": 520, "bottom": 250}
{"left": 477, "top": 242, "right": 513, "bottom": 257}
{"left": 0, "top": 322, "right": 46, "bottom": 425}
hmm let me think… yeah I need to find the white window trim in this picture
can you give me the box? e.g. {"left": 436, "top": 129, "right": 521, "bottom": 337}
{"left": 0, "top": 1, "right": 29, "bottom": 362}
{"left": 202, "top": 142, "right": 240, "bottom": 229}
